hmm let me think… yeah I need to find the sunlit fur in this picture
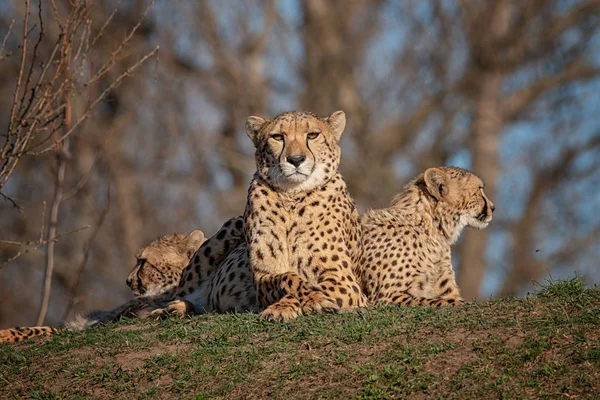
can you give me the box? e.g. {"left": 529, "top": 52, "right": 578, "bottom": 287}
{"left": 245, "top": 110, "right": 345, "bottom": 193}
{"left": 157, "top": 167, "right": 495, "bottom": 316}
{"left": 386, "top": 166, "right": 494, "bottom": 245}
{"left": 358, "top": 166, "right": 495, "bottom": 306}
{"left": 126, "top": 230, "right": 205, "bottom": 296}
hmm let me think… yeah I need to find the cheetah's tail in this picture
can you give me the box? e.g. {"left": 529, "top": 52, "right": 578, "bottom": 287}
{"left": 0, "top": 326, "right": 59, "bottom": 343}
{"left": 0, "top": 293, "right": 176, "bottom": 343}
{"left": 388, "top": 291, "right": 463, "bottom": 307}
{"left": 417, "top": 296, "right": 463, "bottom": 306}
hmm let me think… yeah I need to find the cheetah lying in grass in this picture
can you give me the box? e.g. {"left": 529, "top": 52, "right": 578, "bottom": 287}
{"left": 0, "top": 230, "right": 205, "bottom": 342}
{"left": 161, "top": 110, "right": 367, "bottom": 322}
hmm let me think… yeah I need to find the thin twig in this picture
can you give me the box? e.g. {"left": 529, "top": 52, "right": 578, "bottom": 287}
{"left": 63, "top": 112, "right": 127, "bottom": 201}
{"left": 0, "top": 19, "right": 15, "bottom": 60}
{"left": 7, "top": 0, "right": 31, "bottom": 136}
{"left": 91, "top": 0, "right": 122, "bottom": 47}
{"left": 32, "top": 46, "right": 159, "bottom": 155}
{"left": 89, "top": 0, "right": 155, "bottom": 84}
{"left": 50, "top": 0, "right": 63, "bottom": 32}
{"left": 0, "top": 191, "right": 23, "bottom": 213}
{"left": 0, "top": 225, "right": 90, "bottom": 266}
{"left": 39, "top": 200, "right": 46, "bottom": 242}
{"left": 16, "top": 0, "right": 45, "bottom": 126}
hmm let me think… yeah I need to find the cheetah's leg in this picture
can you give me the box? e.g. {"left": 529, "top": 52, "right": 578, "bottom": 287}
{"left": 427, "top": 273, "right": 463, "bottom": 306}
{"left": 246, "top": 204, "right": 340, "bottom": 321}
{"left": 260, "top": 293, "right": 302, "bottom": 322}
{"left": 406, "top": 266, "right": 463, "bottom": 306}
{"left": 311, "top": 251, "right": 368, "bottom": 313}
{"left": 387, "top": 261, "right": 463, "bottom": 306}
{"left": 253, "top": 272, "right": 340, "bottom": 322}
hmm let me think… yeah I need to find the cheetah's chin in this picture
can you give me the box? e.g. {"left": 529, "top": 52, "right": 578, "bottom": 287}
{"left": 470, "top": 217, "right": 491, "bottom": 229}
{"left": 285, "top": 172, "right": 309, "bottom": 182}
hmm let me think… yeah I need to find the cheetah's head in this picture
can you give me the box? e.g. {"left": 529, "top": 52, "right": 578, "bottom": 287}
{"left": 126, "top": 230, "right": 205, "bottom": 296}
{"left": 424, "top": 167, "right": 495, "bottom": 232}
{"left": 245, "top": 110, "right": 346, "bottom": 192}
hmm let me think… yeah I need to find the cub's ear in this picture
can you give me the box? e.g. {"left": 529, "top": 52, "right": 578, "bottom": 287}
{"left": 245, "top": 116, "right": 267, "bottom": 144}
{"left": 423, "top": 168, "right": 448, "bottom": 200}
{"left": 327, "top": 110, "right": 346, "bottom": 142}
{"left": 184, "top": 230, "right": 205, "bottom": 255}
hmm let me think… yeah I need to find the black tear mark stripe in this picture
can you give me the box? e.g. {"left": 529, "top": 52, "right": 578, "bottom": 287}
{"left": 278, "top": 133, "right": 287, "bottom": 163}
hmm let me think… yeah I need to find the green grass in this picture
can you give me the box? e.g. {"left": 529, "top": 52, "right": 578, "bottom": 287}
{"left": 1, "top": 277, "right": 600, "bottom": 399}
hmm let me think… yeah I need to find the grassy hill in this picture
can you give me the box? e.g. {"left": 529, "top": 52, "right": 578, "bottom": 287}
{"left": 1, "top": 277, "right": 599, "bottom": 399}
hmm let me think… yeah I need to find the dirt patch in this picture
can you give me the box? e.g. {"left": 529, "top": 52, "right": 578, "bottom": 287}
{"left": 424, "top": 345, "right": 477, "bottom": 376}
{"left": 114, "top": 343, "right": 180, "bottom": 370}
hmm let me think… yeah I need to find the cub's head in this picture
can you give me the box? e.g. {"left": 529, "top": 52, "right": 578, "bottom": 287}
{"left": 245, "top": 110, "right": 346, "bottom": 192}
{"left": 423, "top": 167, "right": 495, "bottom": 231}
{"left": 126, "top": 230, "right": 205, "bottom": 296}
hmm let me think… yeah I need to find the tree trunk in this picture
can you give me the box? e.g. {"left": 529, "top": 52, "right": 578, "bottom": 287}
{"left": 457, "top": 73, "right": 501, "bottom": 299}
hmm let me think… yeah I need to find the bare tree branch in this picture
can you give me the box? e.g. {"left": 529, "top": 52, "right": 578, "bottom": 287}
{"left": 37, "top": 125, "right": 70, "bottom": 326}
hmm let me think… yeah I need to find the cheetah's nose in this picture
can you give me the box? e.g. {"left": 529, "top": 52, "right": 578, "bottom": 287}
{"left": 491, "top": 204, "right": 496, "bottom": 213}
{"left": 126, "top": 278, "right": 133, "bottom": 288}
{"left": 287, "top": 155, "right": 306, "bottom": 167}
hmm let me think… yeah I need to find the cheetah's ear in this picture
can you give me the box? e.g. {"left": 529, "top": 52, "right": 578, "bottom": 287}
{"left": 184, "top": 230, "right": 205, "bottom": 255}
{"left": 424, "top": 168, "right": 449, "bottom": 201}
{"left": 245, "top": 116, "right": 267, "bottom": 144}
{"left": 327, "top": 110, "right": 346, "bottom": 142}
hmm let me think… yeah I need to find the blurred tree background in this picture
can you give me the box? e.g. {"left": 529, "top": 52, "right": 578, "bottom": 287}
{"left": 1, "top": 0, "right": 599, "bottom": 328}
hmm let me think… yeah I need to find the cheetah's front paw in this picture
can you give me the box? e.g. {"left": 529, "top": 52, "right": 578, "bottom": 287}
{"left": 260, "top": 295, "right": 302, "bottom": 322}
{"left": 301, "top": 291, "right": 340, "bottom": 315}
{"left": 150, "top": 300, "right": 193, "bottom": 319}
{"left": 166, "top": 299, "right": 194, "bottom": 317}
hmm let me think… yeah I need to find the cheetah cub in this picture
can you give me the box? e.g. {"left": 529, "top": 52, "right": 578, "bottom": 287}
{"left": 358, "top": 166, "right": 494, "bottom": 306}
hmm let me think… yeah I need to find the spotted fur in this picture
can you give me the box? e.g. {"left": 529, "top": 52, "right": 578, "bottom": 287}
{"left": 161, "top": 167, "right": 495, "bottom": 316}
{"left": 160, "top": 111, "right": 367, "bottom": 322}
{"left": 358, "top": 167, "right": 495, "bottom": 306}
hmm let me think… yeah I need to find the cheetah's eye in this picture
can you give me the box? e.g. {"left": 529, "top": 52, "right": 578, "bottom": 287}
{"left": 270, "top": 133, "right": 284, "bottom": 141}
{"left": 307, "top": 131, "right": 320, "bottom": 140}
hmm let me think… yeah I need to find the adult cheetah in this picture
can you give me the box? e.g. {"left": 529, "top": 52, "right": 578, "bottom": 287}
{"left": 0, "top": 230, "right": 205, "bottom": 342}
{"left": 162, "top": 111, "right": 367, "bottom": 322}
{"left": 358, "top": 166, "right": 495, "bottom": 305}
